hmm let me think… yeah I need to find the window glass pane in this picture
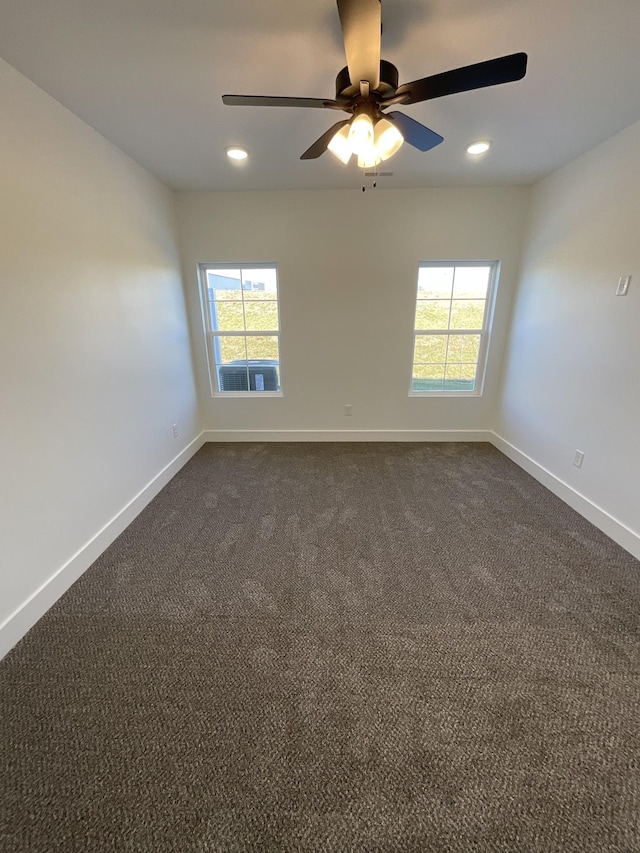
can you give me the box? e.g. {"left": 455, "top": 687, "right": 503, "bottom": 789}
{"left": 213, "top": 335, "right": 247, "bottom": 365}
{"left": 449, "top": 300, "right": 486, "bottom": 330}
{"left": 217, "top": 363, "right": 250, "bottom": 392}
{"left": 208, "top": 269, "right": 242, "bottom": 301}
{"left": 242, "top": 268, "right": 279, "bottom": 300}
{"left": 453, "top": 266, "right": 491, "bottom": 299}
{"left": 244, "top": 301, "right": 279, "bottom": 331}
{"left": 446, "top": 334, "right": 481, "bottom": 363}
{"left": 245, "top": 335, "right": 279, "bottom": 361}
{"left": 249, "top": 362, "right": 280, "bottom": 391}
{"left": 415, "top": 300, "right": 450, "bottom": 330}
{"left": 414, "top": 335, "right": 447, "bottom": 363}
{"left": 413, "top": 364, "right": 446, "bottom": 380}
{"left": 216, "top": 359, "right": 280, "bottom": 392}
{"left": 446, "top": 335, "right": 462, "bottom": 362}
{"left": 459, "top": 363, "right": 478, "bottom": 380}
{"left": 412, "top": 364, "right": 445, "bottom": 392}
{"left": 212, "top": 301, "right": 244, "bottom": 332}
{"left": 444, "top": 362, "right": 476, "bottom": 391}
{"left": 443, "top": 379, "right": 475, "bottom": 392}
{"left": 445, "top": 362, "right": 462, "bottom": 380}
{"left": 417, "top": 266, "right": 453, "bottom": 299}
{"left": 460, "top": 334, "right": 481, "bottom": 363}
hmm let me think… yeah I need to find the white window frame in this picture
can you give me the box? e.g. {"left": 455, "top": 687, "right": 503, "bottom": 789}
{"left": 408, "top": 260, "right": 500, "bottom": 397}
{"left": 198, "top": 262, "right": 283, "bottom": 397}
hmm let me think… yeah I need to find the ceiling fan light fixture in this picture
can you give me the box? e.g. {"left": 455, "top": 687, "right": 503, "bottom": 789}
{"left": 348, "top": 112, "right": 375, "bottom": 155}
{"left": 466, "top": 140, "right": 492, "bottom": 156}
{"left": 223, "top": 1, "right": 528, "bottom": 170}
{"left": 374, "top": 118, "right": 404, "bottom": 161}
{"left": 357, "top": 145, "right": 382, "bottom": 169}
{"left": 226, "top": 146, "right": 249, "bottom": 161}
{"left": 327, "top": 125, "right": 353, "bottom": 165}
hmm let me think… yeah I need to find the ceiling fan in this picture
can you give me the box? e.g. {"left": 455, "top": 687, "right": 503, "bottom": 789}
{"left": 222, "top": 0, "right": 527, "bottom": 168}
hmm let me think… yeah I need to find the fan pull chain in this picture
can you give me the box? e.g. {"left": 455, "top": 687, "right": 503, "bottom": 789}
{"left": 361, "top": 174, "right": 378, "bottom": 192}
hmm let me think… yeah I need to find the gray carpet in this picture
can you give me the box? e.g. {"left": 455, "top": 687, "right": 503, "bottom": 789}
{"left": 1, "top": 442, "right": 639, "bottom": 852}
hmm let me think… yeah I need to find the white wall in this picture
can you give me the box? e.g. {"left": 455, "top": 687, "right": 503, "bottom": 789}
{"left": 0, "top": 59, "right": 200, "bottom": 654}
{"left": 497, "top": 119, "right": 640, "bottom": 552}
{"left": 176, "top": 187, "right": 529, "bottom": 437}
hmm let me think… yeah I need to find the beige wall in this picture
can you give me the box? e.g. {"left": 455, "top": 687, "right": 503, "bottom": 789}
{"left": 176, "top": 187, "right": 529, "bottom": 436}
{"left": 0, "top": 59, "right": 199, "bottom": 645}
{"left": 497, "top": 118, "right": 640, "bottom": 544}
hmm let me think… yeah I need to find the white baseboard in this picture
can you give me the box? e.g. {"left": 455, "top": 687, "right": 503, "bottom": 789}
{"left": 490, "top": 432, "right": 640, "bottom": 560}
{"left": 0, "top": 431, "right": 206, "bottom": 660}
{"left": 203, "top": 429, "right": 493, "bottom": 442}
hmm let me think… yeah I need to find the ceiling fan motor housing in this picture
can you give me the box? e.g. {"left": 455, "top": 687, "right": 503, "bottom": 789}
{"left": 335, "top": 60, "right": 399, "bottom": 103}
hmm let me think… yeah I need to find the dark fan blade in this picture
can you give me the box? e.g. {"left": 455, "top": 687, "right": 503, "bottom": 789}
{"left": 395, "top": 52, "right": 527, "bottom": 105}
{"left": 386, "top": 112, "right": 443, "bottom": 151}
{"left": 222, "top": 95, "right": 342, "bottom": 109}
{"left": 337, "top": 0, "right": 381, "bottom": 90}
{"left": 300, "top": 120, "right": 350, "bottom": 160}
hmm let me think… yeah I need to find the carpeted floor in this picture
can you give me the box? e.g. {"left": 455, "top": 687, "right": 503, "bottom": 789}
{"left": 1, "top": 442, "right": 639, "bottom": 852}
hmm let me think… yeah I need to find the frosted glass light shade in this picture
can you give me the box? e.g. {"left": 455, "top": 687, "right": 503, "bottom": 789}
{"left": 326, "top": 113, "right": 405, "bottom": 168}
{"left": 327, "top": 125, "right": 352, "bottom": 165}
{"left": 348, "top": 113, "right": 375, "bottom": 155}
{"left": 357, "top": 145, "right": 381, "bottom": 169}
{"left": 374, "top": 118, "right": 404, "bottom": 161}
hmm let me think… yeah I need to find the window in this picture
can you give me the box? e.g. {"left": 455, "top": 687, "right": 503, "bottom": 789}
{"left": 198, "top": 264, "right": 282, "bottom": 395}
{"left": 410, "top": 261, "right": 499, "bottom": 395}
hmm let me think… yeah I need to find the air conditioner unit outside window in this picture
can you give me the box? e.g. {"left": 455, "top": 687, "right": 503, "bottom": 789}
{"left": 218, "top": 359, "right": 279, "bottom": 392}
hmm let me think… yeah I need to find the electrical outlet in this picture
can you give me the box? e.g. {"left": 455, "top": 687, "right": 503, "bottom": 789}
{"left": 172, "top": 423, "right": 179, "bottom": 438}
{"left": 616, "top": 275, "right": 631, "bottom": 296}
{"left": 344, "top": 404, "right": 353, "bottom": 416}
{"left": 573, "top": 449, "right": 585, "bottom": 468}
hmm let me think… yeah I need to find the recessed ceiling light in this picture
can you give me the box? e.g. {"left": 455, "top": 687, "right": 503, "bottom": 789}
{"left": 226, "top": 146, "right": 248, "bottom": 161}
{"left": 466, "top": 140, "right": 492, "bottom": 156}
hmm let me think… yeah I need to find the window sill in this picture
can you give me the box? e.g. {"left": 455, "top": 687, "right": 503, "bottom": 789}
{"left": 212, "top": 391, "right": 283, "bottom": 398}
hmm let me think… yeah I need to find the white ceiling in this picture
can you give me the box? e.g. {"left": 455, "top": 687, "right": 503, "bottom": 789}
{"left": 1, "top": 0, "right": 640, "bottom": 191}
